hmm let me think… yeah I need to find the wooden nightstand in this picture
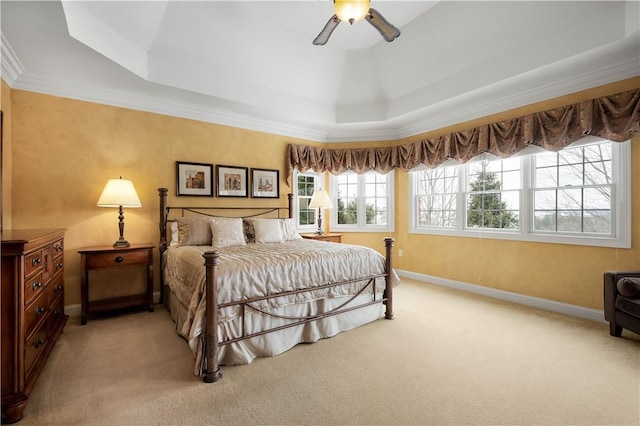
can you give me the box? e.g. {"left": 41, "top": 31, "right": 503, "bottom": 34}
{"left": 300, "top": 233, "right": 342, "bottom": 243}
{"left": 78, "top": 243, "right": 154, "bottom": 325}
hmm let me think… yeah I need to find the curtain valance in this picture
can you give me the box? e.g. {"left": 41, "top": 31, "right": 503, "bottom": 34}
{"left": 287, "top": 88, "right": 640, "bottom": 179}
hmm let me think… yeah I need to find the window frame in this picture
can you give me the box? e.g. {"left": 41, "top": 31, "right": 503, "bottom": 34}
{"left": 329, "top": 170, "right": 395, "bottom": 233}
{"left": 293, "top": 170, "right": 322, "bottom": 232}
{"left": 409, "top": 138, "right": 631, "bottom": 248}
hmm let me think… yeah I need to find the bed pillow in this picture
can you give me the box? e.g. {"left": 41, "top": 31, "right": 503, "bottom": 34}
{"left": 177, "top": 216, "right": 214, "bottom": 246}
{"left": 169, "top": 221, "right": 179, "bottom": 246}
{"left": 243, "top": 219, "right": 256, "bottom": 243}
{"left": 281, "top": 218, "right": 302, "bottom": 241}
{"left": 250, "top": 218, "right": 284, "bottom": 243}
{"left": 210, "top": 218, "right": 246, "bottom": 248}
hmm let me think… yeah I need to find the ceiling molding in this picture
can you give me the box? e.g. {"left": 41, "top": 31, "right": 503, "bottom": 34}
{"left": 0, "top": 32, "right": 24, "bottom": 86}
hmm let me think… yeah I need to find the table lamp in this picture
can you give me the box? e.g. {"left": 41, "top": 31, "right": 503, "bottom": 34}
{"left": 309, "top": 189, "right": 333, "bottom": 235}
{"left": 97, "top": 177, "right": 142, "bottom": 247}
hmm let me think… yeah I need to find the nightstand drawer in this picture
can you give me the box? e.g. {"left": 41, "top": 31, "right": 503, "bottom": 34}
{"left": 84, "top": 250, "right": 149, "bottom": 269}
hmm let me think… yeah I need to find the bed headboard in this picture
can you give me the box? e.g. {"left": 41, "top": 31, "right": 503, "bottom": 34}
{"left": 158, "top": 187, "right": 293, "bottom": 253}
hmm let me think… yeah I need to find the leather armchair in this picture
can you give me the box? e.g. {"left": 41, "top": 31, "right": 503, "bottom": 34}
{"left": 604, "top": 271, "right": 640, "bottom": 337}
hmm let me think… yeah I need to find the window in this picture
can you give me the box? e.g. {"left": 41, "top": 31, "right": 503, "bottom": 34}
{"left": 293, "top": 171, "right": 321, "bottom": 231}
{"left": 533, "top": 143, "right": 612, "bottom": 234}
{"left": 330, "top": 171, "right": 394, "bottom": 232}
{"left": 409, "top": 138, "right": 630, "bottom": 248}
{"left": 466, "top": 157, "right": 521, "bottom": 230}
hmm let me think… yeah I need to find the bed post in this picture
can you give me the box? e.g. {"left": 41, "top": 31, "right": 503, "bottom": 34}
{"left": 203, "top": 250, "right": 223, "bottom": 383}
{"left": 287, "top": 193, "right": 293, "bottom": 219}
{"left": 384, "top": 237, "right": 394, "bottom": 320}
{"left": 158, "top": 188, "right": 168, "bottom": 304}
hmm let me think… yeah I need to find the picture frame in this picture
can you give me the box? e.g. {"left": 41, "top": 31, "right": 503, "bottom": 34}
{"left": 176, "top": 161, "right": 214, "bottom": 196}
{"left": 216, "top": 165, "right": 248, "bottom": 197}
{"left": 251, "top": 168, "right": 279, "bottom": 198}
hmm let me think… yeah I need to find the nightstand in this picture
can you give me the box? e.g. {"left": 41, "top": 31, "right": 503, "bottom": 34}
{"left": 78, "top": 243, "right": 154, "bottom": 325}
{"left": 300, "top": 233, "right": 342, "bottom": 243}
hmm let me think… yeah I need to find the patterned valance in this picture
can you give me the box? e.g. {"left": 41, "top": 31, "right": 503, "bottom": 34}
{"left": 287, "top": 88, "right": 640, "bottom": 178}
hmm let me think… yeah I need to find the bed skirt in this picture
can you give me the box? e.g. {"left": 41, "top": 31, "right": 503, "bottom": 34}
{"left": 165, "top": 285, "right": 384, "bottom": 373}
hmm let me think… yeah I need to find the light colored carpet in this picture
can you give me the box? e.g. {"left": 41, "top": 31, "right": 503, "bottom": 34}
{"left": 20, "top": 279, "right": 640, "bottom": 425}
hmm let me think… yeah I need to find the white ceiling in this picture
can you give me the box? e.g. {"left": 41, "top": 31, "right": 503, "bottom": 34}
{"left": 1, "top": 1, "right": 639, "bottom": 142}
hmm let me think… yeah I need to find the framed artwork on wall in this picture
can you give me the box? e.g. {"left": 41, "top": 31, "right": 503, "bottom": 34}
{"left": 176, "top": 161, "right": 214, "bottom": 196}
{"left": 216, "top": 165, "right": 248, "bottom": 197}
{"left": 251, "top": 168, "right": 279, "bottom": 198}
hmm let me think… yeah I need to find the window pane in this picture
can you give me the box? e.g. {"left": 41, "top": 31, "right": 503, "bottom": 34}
{"left": 557, "top": 211, "right": 582, "bottom": 232}
{"left": 558, "top": 164, "right": 583, "bottom": 186}
{"left": 536, "top": 167, "right": 557, "bottom": 188}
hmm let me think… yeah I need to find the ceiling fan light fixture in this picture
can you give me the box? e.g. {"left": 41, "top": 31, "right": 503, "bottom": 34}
{"left": 334, "top": 0, "right": 370, "bottom": 24}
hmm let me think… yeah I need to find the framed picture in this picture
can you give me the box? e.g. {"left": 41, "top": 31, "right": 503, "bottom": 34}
{"left": 176, "top": 161, "right": 213, "bottom": 196}
{"left": 216, "top": 165, "right": 248, "bottom": 197}
{"left": 251, "top": 168, "right": 279, "bottom": 198}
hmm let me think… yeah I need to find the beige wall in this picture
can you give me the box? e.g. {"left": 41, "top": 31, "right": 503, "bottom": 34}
{"left": 8, "top": 89, "right": 314, "bottom": 305}
{"left": 330, "top": 77, "right": 640, "bottom": 310}
{"left": 4, "top": 77, "right": 639, "bottom": 311}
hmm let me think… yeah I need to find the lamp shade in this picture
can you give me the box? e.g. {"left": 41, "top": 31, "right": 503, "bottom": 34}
{"left": 334, "top": 0, "right": 370, "bottom": 23}
{"left": 97, "top": 178, "right": 142, "bottom": 208}
{"left": 309, "top": 189, "right": 333, "bottom": 209}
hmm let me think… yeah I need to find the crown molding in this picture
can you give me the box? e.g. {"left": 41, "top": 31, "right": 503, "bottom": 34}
{"left": 4, "top": 30, "right": 638, "bottom": 144}
{"left": 9, "top": 73, "right": 330, "bottom": 142}
{"left": 0, "top": 32, "right": 24, "bottom": 86}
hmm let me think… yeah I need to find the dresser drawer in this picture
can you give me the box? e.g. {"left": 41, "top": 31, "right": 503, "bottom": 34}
{"left": 24, "top": 249, "right": 44, "bottom": 278}
{"left": 46, "top": 274, "right": 64, "bottom": 307}
{"left": 52, "top": 239, "right": 64, "bottom": 259}
{"left": 24, "top": 272, "right": 45, "bottom": 307}
{"left": 52, "top": 256, "right": 64, "bottom": 276}
{"left": 48, "top": 295, "right": 65, "bottom": 338}
{"left": 24, "top": 328, "right": 48, "bottom": 377}
{"left": 85, "top": 250, "right": 148, "bottom": 268}
{"left": 25, "top": 291, "right": 49, "bottom": 339}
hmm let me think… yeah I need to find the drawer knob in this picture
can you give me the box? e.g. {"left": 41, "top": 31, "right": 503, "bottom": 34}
{"left": 32, "top": 281, "right": 42, "bottom": 291}
{"left": 34, "top": 338, "right": 45, "bottom": 349}
{"left": 31, "top": 257, "right": 41, "bottom": 266}
{"left": 35, "top": 306, "right": 45, "bottom": 316}
{"left": 115, "top": 256, "right": 124, "bottom": 263}
{"left": 54, "top": 244, "right": 63, "bottom": 252}
{"left": 56, "top": 262, "right": 63, "bottom": 269}
{"left": 54, "top": 284, "right": 63, "bottom": 292}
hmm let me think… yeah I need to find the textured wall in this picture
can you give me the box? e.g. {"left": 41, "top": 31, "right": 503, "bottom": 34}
{"left": 6, "top": 77, "right": 640, "bottom": 310}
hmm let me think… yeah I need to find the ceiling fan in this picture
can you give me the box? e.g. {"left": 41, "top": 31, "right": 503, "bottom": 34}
{"left": 313, "top": 0, "right": 401, "bottom": 46}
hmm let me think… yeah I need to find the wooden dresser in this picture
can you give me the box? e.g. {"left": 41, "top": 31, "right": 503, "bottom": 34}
{"left": 1, "top": 229, "right": 68, "bottom": 424}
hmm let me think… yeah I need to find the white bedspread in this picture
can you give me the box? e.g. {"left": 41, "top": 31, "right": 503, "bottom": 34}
{"left": 163, "top": 239, "right": 399, "bottom": 368}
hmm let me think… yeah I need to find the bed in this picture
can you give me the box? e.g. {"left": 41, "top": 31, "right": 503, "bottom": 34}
{"left": 158, "top": 188, "right": 399, "bottom": 383}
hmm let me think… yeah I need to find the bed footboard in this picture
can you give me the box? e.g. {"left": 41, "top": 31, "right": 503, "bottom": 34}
{"left": 200, "top": 237, "right": 395, "bottom": 383}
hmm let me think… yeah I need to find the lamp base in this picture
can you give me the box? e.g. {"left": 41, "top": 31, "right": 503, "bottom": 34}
{"left": 113, "top": 239, "right": 131, "bottom": 248}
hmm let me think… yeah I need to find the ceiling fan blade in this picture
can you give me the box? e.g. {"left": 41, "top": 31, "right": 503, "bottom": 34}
{"left": 313, "top": 15, "right": 341, "bottom": 45}
{"left": 366, "top": 8, "right": 401, "bottom": 42}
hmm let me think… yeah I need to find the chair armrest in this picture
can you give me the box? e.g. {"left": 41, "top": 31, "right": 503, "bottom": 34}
{"left": 604, "top": 271, "right": 640, "bottom": 320}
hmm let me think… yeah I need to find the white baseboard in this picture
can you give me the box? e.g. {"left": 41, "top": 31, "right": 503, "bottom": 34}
{"left": 396, "top": 269, "right": 606, "bottom": 324}
{"left": 64, "top": 291, "right": 162, "bottom": 317}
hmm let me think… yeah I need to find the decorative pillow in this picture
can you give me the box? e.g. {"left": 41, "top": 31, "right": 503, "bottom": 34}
{"left": 281, "top": 218, "right": 302, "bottom": 241}
{"left": 210, "top": 218, "right": 246, "bottom": 248}
{"left": 243, "top": 219, "right": 256, "bottom": 243}
{"left": 250, "top": 218, "right": 284, "bottom": 243}
{"left": 617, "top": 277, "right": 640, "bottom": 298}
{"left": 177, "top": 216, "right": 214, "bottom": 246}
{"left": 169, "top": 221, "right": 179, "bottom": 246}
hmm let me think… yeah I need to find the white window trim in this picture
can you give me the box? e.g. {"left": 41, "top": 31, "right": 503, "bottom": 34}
{"left": 293, "top": 170, "right": 322, "bottom": 232}
{"left": 329, "top": 171, "right": 395, "bottom": 233}
{"left": 409, "top": 139, "right": 631, "bottom": 249}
